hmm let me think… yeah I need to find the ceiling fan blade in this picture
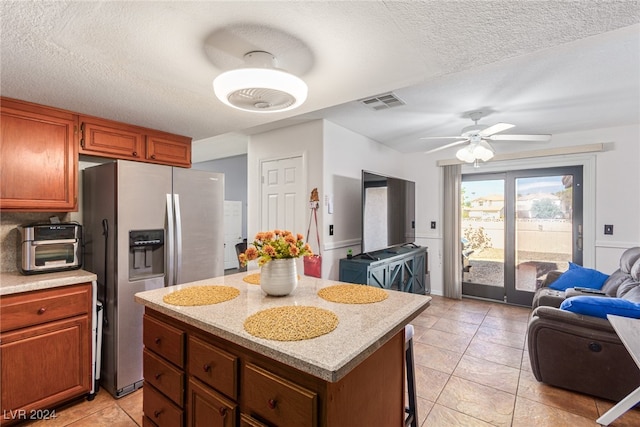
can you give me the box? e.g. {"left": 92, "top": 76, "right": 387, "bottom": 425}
{"left": 424, "top": 139, "right": 468, "bottom": 154}
{"left": 488, "top": 134, "right": 552, "bottom": 141}
{"left": 479, "top": 123, "right": 515, "bottom": 137}
{"left": 419, "top": 136, "right": 468, "bottom": 140}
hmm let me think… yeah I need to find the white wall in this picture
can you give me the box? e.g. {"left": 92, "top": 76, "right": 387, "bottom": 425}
{"left": 245, "top": 121, "right": 639, "bottom": 293}
{"left": 247, "top": 120, "right": 324, "bottom": 271}
{"left": 405, "top": 124, "right": 640, "bottom": 295}
{"left": 322, "top": 120, "right": 408, "bottom": 279}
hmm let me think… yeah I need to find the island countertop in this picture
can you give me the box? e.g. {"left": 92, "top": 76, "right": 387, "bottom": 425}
{"left": 134, "top": 271, "right": 431, "bottom": 382}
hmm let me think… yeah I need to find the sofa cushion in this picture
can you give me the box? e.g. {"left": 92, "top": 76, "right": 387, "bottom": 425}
{"left": 621, "top": 285, "right": 640, "bottom": 303}
{"left": 602, "top": 248, "right": 640, "bottom": 295}
{"left": 548, "top": 263, "right": 609, "bottom": 291}
{"left": 560, "top": 295, "right": 640, "bottom": 319}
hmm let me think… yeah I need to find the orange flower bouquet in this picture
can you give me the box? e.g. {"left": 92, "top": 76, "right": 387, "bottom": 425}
{"left": 239, "top": 230, "right": 313, "bottom": 267}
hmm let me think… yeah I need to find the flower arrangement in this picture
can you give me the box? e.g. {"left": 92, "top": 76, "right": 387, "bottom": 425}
{"left": 239, "top": 229, "right": 313, "bottom": 267}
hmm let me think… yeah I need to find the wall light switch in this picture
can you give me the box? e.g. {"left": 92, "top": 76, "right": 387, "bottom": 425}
{"left": 327, "top": 194, "right": 334, "bottom": 214}
{"left": 329, "top": 225, "right": 334, "bottom": 236}
{"left": 430, "top": 221, "right": 436, "bottom": 229}
{"left": 604, "top": 224, "right": 614, "bottom": 235}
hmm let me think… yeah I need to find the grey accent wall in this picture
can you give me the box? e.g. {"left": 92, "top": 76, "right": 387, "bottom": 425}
{"left": 194, "top": 154, "right": 248, "bottom": 240}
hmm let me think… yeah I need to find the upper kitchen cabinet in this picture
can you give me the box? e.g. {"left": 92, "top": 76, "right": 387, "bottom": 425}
{"left": 0, "top": 98, "right": 79, "bottom": 212}
{"left": 80, "top": 116, "right": 192, "bottom": 167}
{"left": 146, "top": 133, "right": 192, "bottom": 168}
{"left": 79, "top": 116, "right": 144, "bottom": 162}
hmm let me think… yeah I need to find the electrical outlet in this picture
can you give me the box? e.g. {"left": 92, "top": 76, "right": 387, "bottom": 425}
{"left": 329, "top": 225, "right": 334, "bottom": 235}
{"left": 430, "top": 221, "right": 436, "bottom": 229}
{"left": 604, "top": 224, "right": 614, "bottom": 235}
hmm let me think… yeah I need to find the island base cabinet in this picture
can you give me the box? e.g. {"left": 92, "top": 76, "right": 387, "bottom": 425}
{"left": 187, "top": 378, "right": 237, "bottom": 427}
{"left": 242, "top": 363, "right": 317, "bottom": 427}
{"left": 325, "top": 331, "right": 404, "bottom": 427}
{"left": 240, "top": 413, "right": 270, "bottom": 427}
{"left": 143, "top": 384, "right": 183, "bottom": 427}
{"left": 143, "top": 308, "right": 406, "bottom": 427}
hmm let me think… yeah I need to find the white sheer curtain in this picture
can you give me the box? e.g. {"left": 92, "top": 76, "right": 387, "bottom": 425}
{"left": 442, "top": 164, "right": 462, "bottom": 299}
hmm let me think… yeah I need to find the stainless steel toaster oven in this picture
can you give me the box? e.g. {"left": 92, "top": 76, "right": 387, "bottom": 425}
{"left": 18, "top": 223, "right": 83, "bottom": 274}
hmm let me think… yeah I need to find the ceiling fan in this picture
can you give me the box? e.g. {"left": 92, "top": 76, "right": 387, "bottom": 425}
{"left": 422, "top": 110, "right": 551, "bottom": 164}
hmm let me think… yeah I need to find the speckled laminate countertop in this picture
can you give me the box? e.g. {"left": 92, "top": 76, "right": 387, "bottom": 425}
{"left": 134, "top": 271, "right": 431, "bottom": 382}
{"left": 0, "top": 269, "right": 97, "bottom": 296}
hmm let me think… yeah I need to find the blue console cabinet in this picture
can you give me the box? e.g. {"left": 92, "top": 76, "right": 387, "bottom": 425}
{"left": 339, "top": 246, "right": 428, "bottom": 294}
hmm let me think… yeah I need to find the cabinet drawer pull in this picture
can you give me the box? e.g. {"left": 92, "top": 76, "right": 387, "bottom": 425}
{"left": 202, "top": 363, "right": 211, "bottom": 372}
{"left": 151, "top": 154, "right": 156, "bottom": 159}
{"left": 219, "top": 407, "right": 227, "bottom": 417}
{"left": 154, "top": 337, "right": 161, "bottom": 345}
{"left": 153, "top": 409, "right": 163, "bottom": 418}
{"left": 268, "top": 399, "right": 277, "bottom": 409}
{"left": 133, "top": 151, "right": 138, "bottom": 157}
{"left": 154, "top": 372, "right": 162, "bottom": 380}
{"left": 37, "top": 307, "right": 47, "bottom": 315}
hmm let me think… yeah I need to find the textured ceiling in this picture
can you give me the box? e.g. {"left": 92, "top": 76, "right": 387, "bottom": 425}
{"left": 1, "top": 1, "right": 639, "bottom": 157}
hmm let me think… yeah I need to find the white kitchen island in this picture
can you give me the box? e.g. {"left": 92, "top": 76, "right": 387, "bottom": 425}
{"left": 135, "top": 271, "right": 431, "bottom": 427}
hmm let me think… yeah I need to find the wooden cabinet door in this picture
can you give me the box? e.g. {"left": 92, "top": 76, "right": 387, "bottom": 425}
{"left": 187, "top": 378, "right": 237, "bottom": 427}
{"left": 80, "top": 116, "right": 143, "bottom": 160}
{"left": 146, "top": 133, "right": 191, "bottom": 167}
{"left": 0, "top": 98, "right": 78, "bottom": 211}
{"left": 0, "top": 316, "right": 91, "bottom": 415}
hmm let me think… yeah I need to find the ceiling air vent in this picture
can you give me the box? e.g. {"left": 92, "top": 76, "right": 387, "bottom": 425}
{"left": 359, "top": 92, "right": 406, "bottom": 111}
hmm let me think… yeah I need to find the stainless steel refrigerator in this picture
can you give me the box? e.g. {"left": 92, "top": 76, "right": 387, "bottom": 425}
{"left": 83, "top": 160, "right": 224, "bottom": 398}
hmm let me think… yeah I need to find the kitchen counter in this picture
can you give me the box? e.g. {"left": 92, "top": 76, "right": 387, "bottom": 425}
{"left": 134, "top": 271, "right": 431, "bottom": 382}
{"left": 136, "top": 271, "right": 431, "bottom": 426}
{"left": 0, "top": 269, "right": 97, "bottom": 296}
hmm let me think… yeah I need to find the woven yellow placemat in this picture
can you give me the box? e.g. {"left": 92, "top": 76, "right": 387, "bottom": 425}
{"left": 163, "top": 285, "right": 240, "bottom": 306}
{"left": 243, "top": 273, "right": 261, "bottom": 285}
{"left": 317, "top": 284, "right": 388, "bottom": 304}
{"left": 244, "top": 306, "right": 339, "bottom": 341}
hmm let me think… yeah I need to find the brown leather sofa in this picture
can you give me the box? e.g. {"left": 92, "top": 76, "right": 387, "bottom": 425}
{"left": 527, "top": 247, "right": 640, "bottom": 401}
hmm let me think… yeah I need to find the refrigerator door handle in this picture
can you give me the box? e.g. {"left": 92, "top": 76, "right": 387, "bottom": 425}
{"left": 166, "top": 194, "right": 175, "bottom": 287}
{"left": 174, "top": 193, "right": 183, "bottom": 283}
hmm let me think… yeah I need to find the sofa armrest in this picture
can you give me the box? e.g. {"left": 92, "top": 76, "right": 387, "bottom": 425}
{"left": 532, "top": 288, "right": 566, "bottom": 309}
{"left": 539, "top": 270, "right": 564, "bottom": 288}
{"left": 531, "top": 306, "right": 615, "bottom": 333}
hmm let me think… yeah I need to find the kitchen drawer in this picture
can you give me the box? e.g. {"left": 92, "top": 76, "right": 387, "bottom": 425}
{"left": 144, "top": 348, "right": 184, "bottom": 406}
{"left": 188, "top": 336, "right": 238, "bottom": 400}
{"left": 142, "top": 416, "right": 159, "bottom": 427}
{"left": 0, "top": 284, "right": 90, "bottom": 333}
{"left": 143, "top": 314, "right": 185, "bottom": 367}
{"left": 143, "top": 384, "right": 183, "bottom": 427}
{"left": 187, "top": 378, "right": 237, "bottom": 427}
{"left": 240, "top": 413, "right": 269, "bottom": 427}
{"left": 242, "top": 363, "right": 317, "bottom": 427}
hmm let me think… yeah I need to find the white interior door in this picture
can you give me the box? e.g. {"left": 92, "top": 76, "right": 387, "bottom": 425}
{"left": 260, "top": 156, "right": 305, "bottom": 234}
{"left": 224, "top": 200, "right": 243, "bottom": 269}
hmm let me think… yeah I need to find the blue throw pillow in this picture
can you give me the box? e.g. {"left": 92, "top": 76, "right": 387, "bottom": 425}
{"left": 560, "top": 296, "right": 640, "bottom": 319}
{"left": 548, "top": 262, "right": 609, "bottom": 291}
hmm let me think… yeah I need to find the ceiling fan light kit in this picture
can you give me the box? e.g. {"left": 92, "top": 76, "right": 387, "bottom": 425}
{"left": 213, "top": 51, "right": 308, "bottom": 113}
{"left": 455, "top": 139, "right": 495, "bottom": 164}
{"left": 422, "top": 109, "right": 551, "bottom": 164}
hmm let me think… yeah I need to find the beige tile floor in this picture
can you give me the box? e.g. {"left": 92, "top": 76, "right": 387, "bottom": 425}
{"left": 24, "top": 295, "right": 640, "bottom": 426}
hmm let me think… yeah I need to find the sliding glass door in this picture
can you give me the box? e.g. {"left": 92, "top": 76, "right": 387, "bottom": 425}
{"left": 461, "top": 166, "right": 583, "bottom": 306}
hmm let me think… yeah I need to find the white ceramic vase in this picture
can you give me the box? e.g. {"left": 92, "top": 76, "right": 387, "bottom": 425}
{"left": 260, "top": 258, "right": 298, "bottom": 296}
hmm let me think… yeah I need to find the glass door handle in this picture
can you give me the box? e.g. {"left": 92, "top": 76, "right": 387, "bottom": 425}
{"left": 577, "top": 224, "right": 583, "bottom": 251}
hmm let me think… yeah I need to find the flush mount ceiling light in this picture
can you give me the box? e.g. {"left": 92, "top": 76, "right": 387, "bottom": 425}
{"left": 213, "top": 51, "right": 308, "bottom": 113}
